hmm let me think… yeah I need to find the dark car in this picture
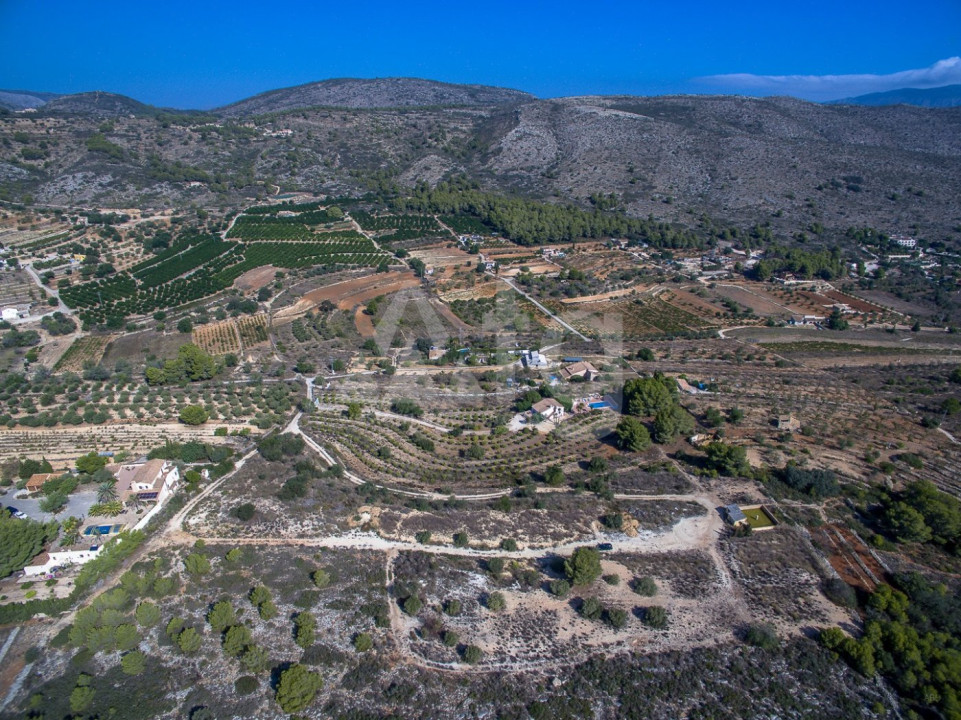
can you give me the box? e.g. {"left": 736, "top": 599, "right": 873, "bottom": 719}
{"left": 5, "top": 506, "right": 26, "bottom": 519}
{"left": 597, "top": 542, "right": 614, "bottom": 551}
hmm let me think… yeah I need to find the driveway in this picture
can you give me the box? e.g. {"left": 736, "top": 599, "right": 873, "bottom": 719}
{"left": 4, "top": 490, "right": 99, "bottom": 523}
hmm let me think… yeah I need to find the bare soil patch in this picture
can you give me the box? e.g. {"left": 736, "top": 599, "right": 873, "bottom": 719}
{"left": 232, "top": 264, "right": 278, "bottom": 292}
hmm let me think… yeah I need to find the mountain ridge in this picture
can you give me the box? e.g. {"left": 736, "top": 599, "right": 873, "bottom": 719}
{"left": 829, "top": 84, "right": 961, "bottom": 108}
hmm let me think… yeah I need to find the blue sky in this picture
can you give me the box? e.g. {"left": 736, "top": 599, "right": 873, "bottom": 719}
{"left": 1, "top": 0, "right": 959, "bottom": 108}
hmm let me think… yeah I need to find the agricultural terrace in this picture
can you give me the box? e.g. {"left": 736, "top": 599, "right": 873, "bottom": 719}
{"left": 57, "top": 202, "right": 394, "bottom": 326}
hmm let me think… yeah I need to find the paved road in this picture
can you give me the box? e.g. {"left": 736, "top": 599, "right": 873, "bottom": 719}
{"left": 3, "top": 490, "right": 98, "bottom": 523}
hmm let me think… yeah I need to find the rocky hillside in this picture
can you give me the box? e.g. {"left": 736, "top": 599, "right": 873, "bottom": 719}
{"left": 1, "top": 83, "right": 959, "bottom": 241}
{"left": 0, "top": 89, "right": 62, "bottom": 112}
{"left": 217, "top": 77, "right": 534, "bottom": 116}
{"left": 38, "top": 91, "right": 164, "bottom": 118}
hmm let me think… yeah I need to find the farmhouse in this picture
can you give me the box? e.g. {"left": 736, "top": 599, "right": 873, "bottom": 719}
{"left": 531, "top": 398, "right": 565, "bottom": 422}
{"left": 1, "top": 307, "right": 17, "bottom": 322}
{"left": 560, "top": 361, "right": 599, "bottom": 382}
{"left": 777, "top": 414, "right": 801, "bottom": 431}
{"left": 428, "top": 346, "right": 446, "bottom": 361}
{"left": 522, "top": 350, "right": 549, "bottom": 368}
{"left": 25, "top": 472, "right": 62, "bottom": 494}
{"left": 115, "top": 459, "right": 181, "bottom": 504}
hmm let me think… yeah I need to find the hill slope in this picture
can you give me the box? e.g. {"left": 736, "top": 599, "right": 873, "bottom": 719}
{"left": 217, "top": 77, "right": 535, "bottom": 116}
{"left": 830, "top": 85, "right": 961, "bottom": 108}
{"left": 40, "top": 91, "right": 161, "bottom": 117}
{"left": 0, "top": 89, "right": 62, "bottom": 111}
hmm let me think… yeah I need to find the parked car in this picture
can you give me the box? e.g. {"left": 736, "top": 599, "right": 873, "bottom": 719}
{"left": 597, "top": 542, "right": 614, "bottom": 551}
{"left": 5, "top": 506, "right": 27, "bottom": 519}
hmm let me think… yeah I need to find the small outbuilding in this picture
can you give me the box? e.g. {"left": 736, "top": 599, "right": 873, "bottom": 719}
{"left": 724, "top": 504, "right": 748, "bottom": 527}
{"left": 777, "top": 414, "right": 801, "bottom": 431}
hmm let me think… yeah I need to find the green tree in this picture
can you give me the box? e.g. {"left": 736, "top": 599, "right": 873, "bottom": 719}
{"left": 623, "top": 376, "right": 675, "bottom": 416}
{"left": 580, "top": 596, "right": 603, "bottom": 620}
{"left": 177, "top": 318, "right": 193, "bottom": 334}
{"left": 39, "top": 492, "right": 68, "bottom": 514}
{"left": 549, "top": 579, "right": 571, "bottom": 598}
{"left": 76, "top": 452, "right": 108, "bottom": 475}
{"left": 615, "top": 416, "right": 651, "bottom": 452}
{"left": 704, "top": 442, "right": 749, "bottom": 476}
{"left": 346, "top": 402, "right": 362, "bottom": 420}
{"left": 208, "top": 600, "right": 236, "bottom": 633}
{"left": 96, "top": 481, "right": 117, "bottom": 504}
{"left": 0, "top": 515, "right": 58, "bottom": 577}
{"left": 249, "top": 585, "right": 271, "bottom": 607}
{"left": 242, "top": 645, "right": 270, "bottom": 673}
{"left": 121, "top": 650, "right": 146, "bottom": 675}
{"left": 311, "top": 568, "right": 331, "bottom": 588}
{"left": 453, "top": 531, "right": 469, "bottom": 548}
{"left": 114, "top": 623, "right": 140, "bottom": 651}
{"left": 258, "top": 599, "right": 278, "bottom": 620}
{"left": 223, "top": 624, "right": 253, "bottom": 657}
{"left": 295, "top": 611, "right": 316, "bottom": 649}
{"left": 950, "top": 365, "right": 961, "bottom": 384}
{"left": 135, "top": 601, "right": 161, "bottom": 628}
{"left": 745, "top": 623, "right": 779, "bottom": 650}
{"left": 70, "top": 684, "right": 96, "bottom": 713}
{"left": 564, "top": 547, "right": 602, "bottom": 586}
{"left": 354, "top": 632, "right": 373, "bottom": 652}
{"left": 275, "top": 664, "right": 323, "bottom": 713}
{"left": 179, "top": 404, "right": 209, "bottom": 426}
{"left": 884, "top": 502, "right": 932, "bottom": 543}
{"left": 462, "top": 645, "right": 483, "bottom": 664}
{"left": 177, "top": 627, "right": 202, "bottom": 654}
{"left": 184, "top": 553, "right": 210, "bottom": 576}
{"left": 652, "top": 405, "right": 694, "bottom": 443}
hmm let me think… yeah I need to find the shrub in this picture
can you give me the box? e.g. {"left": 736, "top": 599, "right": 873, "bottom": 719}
{"left": 500, "top": 538, "right": 518, "bottom": 551}
{"left": 179, "top": 405, "right": 209, "bottom": 426}
{"left": 453, "top": 532, "right": 469, "bottom": 548}
{"left": 177, "top": 627, "right": 202, "bottom": 654}
{"left": 602, "top": 573, "right": 620, "bottom": 586}
{"left": 606, "top": 608, "right": 629, "bottom": 629}
{"left": 580, "top": 596, "right": 603, "bottom": 621}
{"left": 443, "top": 599, "right": 461, "bottom": 616}
{"left": 184, "top": 553, "right": 210, "bottom": 576}
{"left": 311, "top": 569, "right": 331, "bottom": 588}
{"left": 235, "top": 675, "right": 259, "bottom": 695}
{"left": 415, "top": 531, "right": 431, "bottom": 544}
{"left": 632, "top": 576, "right": 658, "bottom": 597}
{"left": 744, "top": 622, "right": 779, "bottom": 650}
{"left": 462, "top": 645, "right": 483, "bottom": 664}
{"left": 642, "top": 605, "right": 669, "bottom": 629}
{"left": 822, "top": 578, "right": 858, "bottom": 608}
{"left": 403, "top": 595, "right": 422, "bottom": 616}
{"left": 354, "top": 632, "right": 373, "bottom": 652}
{"left": 233, "top": 503, "right": 255, "bottom": 521}
{"left": 486, "top": 592, "right": 506, "bottom": 611}
{"left": 549, "top": 579, "right": 571, "bottom": 598}
{"left": 443, "top": 630, "right": 459, "bottom": 647}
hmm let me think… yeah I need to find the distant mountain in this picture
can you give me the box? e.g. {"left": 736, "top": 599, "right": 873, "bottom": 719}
{"left": 0, "top": 89, "right": 62, "bottom": 112}
{"left": 217, "top": 77, "right": 535, "bottom": 117}
{"left": 40, "top": 91, "right": 160, "bottom": 117}
{"left": 830, "top": 85, "right": 961, "bottom": 108}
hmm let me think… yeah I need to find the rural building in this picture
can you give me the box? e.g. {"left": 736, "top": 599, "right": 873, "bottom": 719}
{"left": 428, "top": 346, "right": 445, "bottom": 361}
{"left": 560, "top": 361, "right": 599, "bottom": 382}
{"left": 531, "top": 398, "right": 565, "bottom": 422}
{"left": 25, "top": 472, "right": 61, "bottom": 494}
{"left": 522, "top": 350, "right": 549, "bottom": 368}
{"left": 1, "top": 307, "right": 17, "bottom": 322}
{"left": 724, "top": 504, "right": 748, "bottom": 527}
{"left": 777, "top": 414, "right": 801, "bottom": 431}
{"left": 115, "top": 459, "right": 181, "bottom": 504}
{"left": 891, "top": 234, "right": 917, "bottom": 249}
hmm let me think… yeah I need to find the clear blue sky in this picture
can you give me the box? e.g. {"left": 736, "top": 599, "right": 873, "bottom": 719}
{"left": 1, "top": 0, "right": 959, "bottom": 108}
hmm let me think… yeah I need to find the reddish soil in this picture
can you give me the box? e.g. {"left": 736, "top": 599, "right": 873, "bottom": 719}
{"left": 823, "top": 290, "right": 884, "bottom": 314}
{"left": 354, "top": 307, "right": 376, "bottom": 337}
{"left": 233, "top": 265, "right": 278, "bottom": 292}
{"left": 274, "top": 272, "right": 421, "bottom": 322}
{"left": 812, "top": 524, "right": 887, "bottom": 592}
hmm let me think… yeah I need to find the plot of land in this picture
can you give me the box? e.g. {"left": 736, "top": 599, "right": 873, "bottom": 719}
{"left": 232, "top": 264, "right": 278, "bottom": 292}
{"left": 53, "top": 335, "right": 114, "bottom": 372}
{"left": 274, "top": 271, "right": 421, "bottom": 322}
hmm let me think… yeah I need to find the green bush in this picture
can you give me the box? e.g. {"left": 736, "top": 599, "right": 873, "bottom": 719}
{"left": 235, "top": 675, "right": 259, "bottom": 695}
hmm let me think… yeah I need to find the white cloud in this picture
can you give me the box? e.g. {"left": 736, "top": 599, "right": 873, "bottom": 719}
{"left": 695, "top": 57, "right": 961, "bottom": 101}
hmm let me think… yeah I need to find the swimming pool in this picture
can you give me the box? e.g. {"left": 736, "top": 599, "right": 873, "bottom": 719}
{"left": 589, "top": 401, "right": 612, "bottom": 410}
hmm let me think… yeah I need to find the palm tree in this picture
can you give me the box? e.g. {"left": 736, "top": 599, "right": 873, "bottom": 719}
{"left": 97, "top": 481, "right": 117, "bottom": 504}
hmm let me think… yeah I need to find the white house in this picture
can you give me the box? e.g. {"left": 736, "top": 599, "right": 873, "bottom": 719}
{"left": 116, "top": 459, "right": 180, "bottom": 504}
{"left": 1, "top": 308, "right": 18, "bottom": 322}
{"left": 531, "top": 398, "right": 565, "bottom": 422}
{"left": 522, "top": 350, "right": 549, "bottom": 368}
{"left": 23, "top": 547, "right": 102, "bottom": 577}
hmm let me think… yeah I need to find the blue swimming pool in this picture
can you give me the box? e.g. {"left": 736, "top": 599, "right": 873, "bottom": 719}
{"left": 589, "top": 401, "right": 612, "bottom": 409}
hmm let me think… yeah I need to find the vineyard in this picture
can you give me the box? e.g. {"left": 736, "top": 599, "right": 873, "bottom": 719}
{"left": 53, "top": 335, "right": 113, "bottom": 372}
{"left": 237, "top": 314, "right": 269, "bottom": 347}
{"left": 192, "top": 320, "right": 241, "bottom": 355}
